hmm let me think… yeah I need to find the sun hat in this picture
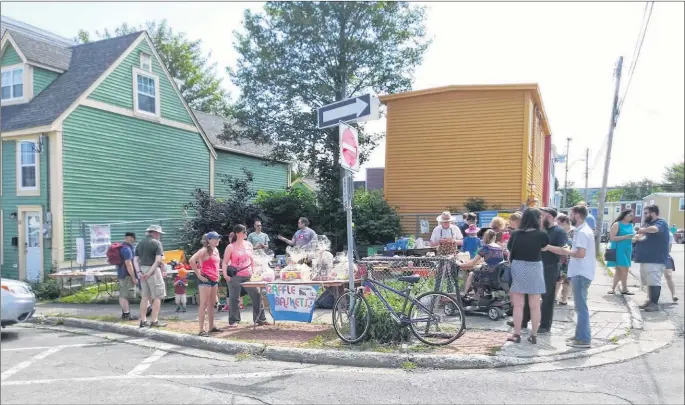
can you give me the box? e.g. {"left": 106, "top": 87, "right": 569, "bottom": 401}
{"left": 145, "top": 225, "right": 165, "bottom": 234}
{"left": 436, "top": 211, "right": 456, "bottom": 223}
{"left": 206, "top": 231, "right": 221, "bottom": 240}
{"left": 465, "top": 224, "right": 480, "bottom": 235}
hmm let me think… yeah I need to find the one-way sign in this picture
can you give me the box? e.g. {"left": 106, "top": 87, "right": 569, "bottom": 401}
{"left": 317, "top": 93, "right": 380, "bottom": 129}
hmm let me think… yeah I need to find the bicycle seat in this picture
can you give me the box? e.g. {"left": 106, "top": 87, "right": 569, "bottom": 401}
{"left": 398, "top": 275, "right": 421, "bottom": 284}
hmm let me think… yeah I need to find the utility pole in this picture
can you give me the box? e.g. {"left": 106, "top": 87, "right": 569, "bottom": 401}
{"left": 595, "top": 56, "right": 624, "bottom": 251}
{"left": 584, "top": 148, "right": 590, "bottom": 203}
{"left": 562, "top": 137, "right": 572, "bottom": 209}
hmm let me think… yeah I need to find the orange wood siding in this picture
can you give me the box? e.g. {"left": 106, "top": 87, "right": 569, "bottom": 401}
{"left": 384, "top": 90, "right": 526, "bottom": 214}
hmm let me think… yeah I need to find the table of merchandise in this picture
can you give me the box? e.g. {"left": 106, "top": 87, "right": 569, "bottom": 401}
{"left": 240, "top": 279, "right": 361, "bottom": 330}
{"left": 49, "top": 271, "right": 119, "bottom": 298}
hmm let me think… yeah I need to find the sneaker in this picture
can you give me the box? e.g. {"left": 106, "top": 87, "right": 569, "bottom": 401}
{"left": 643, "top": 303, "right": 660, "bottom": 312}
{"left": 638, "top": 301, "right": 651, "bottom": 310}
{"left": 537, "top": 327, "right": 551, "bottom": 335}
{"left": 673, "top": 297, "right": 679, "bottom": 302}
{"left": 149, "top": 321, "right": 167, "bottom": 328}
{"left": 139, "top": 320, "right": 148, "bottom": 328}
{"left": 565, "top": 336, "right": 576, "bottom": 343}
{"left": 182, "top": 306, "right": 187, "bottom": 312}
{"left": 566, "top": 339, "right": 591, "bottom": 349}
{"left": 121, "top": 312, "right": 139, "bottom": 321}
{"left": 176, "top": 306, "right": 181, "bottom": 313}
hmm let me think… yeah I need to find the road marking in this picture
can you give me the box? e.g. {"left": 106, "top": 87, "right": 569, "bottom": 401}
{"left": 124, "top": 338, "right": 178, "bottom": 351}
{"left": 1, "top": 347, "right": 63, "bottom": 381}
{"left": 127, "top": 349, "right": 168, "bottom": 375}
{"left": 1, "top": 342, "right": 114, "bottom": 352}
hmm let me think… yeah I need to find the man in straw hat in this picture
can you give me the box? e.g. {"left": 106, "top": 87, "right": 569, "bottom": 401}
{"left": 430, "top": 211, "right": 464, "bottom": 247}
{"left": 134, "top": 225, "right": 167, "bottom": 328}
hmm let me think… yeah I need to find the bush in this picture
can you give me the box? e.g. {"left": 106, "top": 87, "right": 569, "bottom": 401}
{"left": 357, "top": 282, "right": 411, "bottom": 344}
{"left": 352, "top": 190, "right": 402, "bottom": 245}
{"left": 30, "top": 279, "right": 61, "bottom": 301}
{"left": 464, "top": 197, "right": 487, "bottom": 212}
{"left": 182, "top": 169, "right": 268, "bottom": 258}
{"left": 255, "top": 188, "right": 320, "bottom": 254}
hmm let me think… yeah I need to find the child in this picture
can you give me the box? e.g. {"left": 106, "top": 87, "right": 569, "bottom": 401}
{"left": 461, "top": 224, "right": 482, "bottom": 259}
{"left": 173, "top": 268, "right": 188, "bottom": 312}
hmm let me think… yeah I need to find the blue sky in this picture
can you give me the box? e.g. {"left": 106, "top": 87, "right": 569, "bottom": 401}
{"left": 3, "top": 1, "right": 683, "bottom": 187}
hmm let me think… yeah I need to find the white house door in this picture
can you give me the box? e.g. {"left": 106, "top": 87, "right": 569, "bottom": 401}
{"left": 24, "top": 212, "right": 41, "bottom": 282}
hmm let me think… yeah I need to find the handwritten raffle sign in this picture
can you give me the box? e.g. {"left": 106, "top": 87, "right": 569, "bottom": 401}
{"left": 265, "top": 284, "right": 320, "bottom": 322}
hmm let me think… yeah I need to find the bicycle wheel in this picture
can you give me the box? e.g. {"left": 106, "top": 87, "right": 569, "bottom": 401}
{"left": 332, "top": 291, "right": 371, "bottom": 344}
{"left": 408, "top": 291, "right": 465, "bottom": 346}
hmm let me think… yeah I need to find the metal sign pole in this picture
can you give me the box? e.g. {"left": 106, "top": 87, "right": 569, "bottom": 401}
{"left": 344, "top": 169, "right": 356, "bottom": 340}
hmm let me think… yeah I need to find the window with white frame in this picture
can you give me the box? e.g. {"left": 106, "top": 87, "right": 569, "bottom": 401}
{"left": 615, "top": 206, "right": 620, "bottom": 213}
{"left": 604, "top": 207, "right": 609, "bottom": 215}
{"left": 636, "top": 202, "right": 643, "bottom": 217}
{"left": 140, "top": 53, "right": 152, "bottom": 72}
{"left": 18, "top": 141, "right": 37, "bottom": 190}
{"left": 1, "top": 67, "right": 24, "bottom": 100}
{"left": 133, "top": 68, "right": 159, "bottom": 116}
{"left": 679, "top": 198, "right": 684, "bottom": 211}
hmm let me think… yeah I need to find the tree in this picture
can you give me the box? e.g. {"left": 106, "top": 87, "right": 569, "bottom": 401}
{"left": 464, "top": 198, "right": 487, "bottom": 212}
{"left": 615, "top": 178, "right": 662, "bottom": 201}
{"left": 255, "top": 188, "right": 320, "bottom": 254}
{"left": 224, "top": 2, "right": 430, "bottom": 249}
{"left": 352, "top": 190, "right": 402, "bottom": 245}
{"left": 663, "top": 160, "right": 684, "bottom": 192}
{"left": 559, "top": 181, "right": 583, "bottom": 207}
{"left": 605, "top": 189, "right": 624, "bottom": 202}
{"left": 76, "top": 20, "right": 230, "bottom": 115}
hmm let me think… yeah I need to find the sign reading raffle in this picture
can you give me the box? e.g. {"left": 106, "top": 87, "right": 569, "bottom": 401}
{"left": 265, "top": 284, "right": 320, "bottom": 322}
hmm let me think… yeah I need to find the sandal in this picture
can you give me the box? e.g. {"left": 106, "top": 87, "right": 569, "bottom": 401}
{"left": 507, "top": 334, "right": 521, "bottom": 343}
{"left": 558, "top": 301, "right": 568, "bottom": 306}
{"left": 607, "top": 290, "right": 616, "bottom": 295}
{"left": 198, "top": 331, "right": 209, "bottom": 337}
{"left": 528, "top": 335, "right": 537, "bottom": 345}
{"left": 209, "top": 327, "right": 221, "bottom": 333}
{"left": 621, "top": 290, "right": 635, "bottom": 295}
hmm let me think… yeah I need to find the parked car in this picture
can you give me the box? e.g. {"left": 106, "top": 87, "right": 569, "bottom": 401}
{"left": 1, "top": 278, "right": 36, "bottom": 328}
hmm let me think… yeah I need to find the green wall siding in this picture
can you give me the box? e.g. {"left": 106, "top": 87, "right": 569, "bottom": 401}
{"left": 33, "top": 67, "right": 60, "bottom": 97}
{"left": 214, "top": 151, "right": 289, "bottom": 200}
{"left": 61, "top": 106, "right": 210, "bottom": 258}
{"left": 1, "top": 140, "right": 51, "bottom": 280}
{"left": 1, "top": 44, "right": 22, "bottom": 66}
{"left": 88, "top": 39, "right": 194, "bottom": 126}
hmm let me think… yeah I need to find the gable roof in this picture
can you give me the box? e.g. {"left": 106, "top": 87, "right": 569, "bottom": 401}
{"left": 291, "top": 177, "right": 318, "bottom": 192}
{"left": 5, "top": 29, "right": 72, "bottom": 71}
{"left": 193, "top": 110, "right": 279, "bottom": 160}
{"left": 1, "top": 15, "right": 76, "bottom": 48}
{"left": 643, "top": 192, "right": 685, "bottom": 199}
{"left": 1, "top": 32, "right": 142, "bottom": 132}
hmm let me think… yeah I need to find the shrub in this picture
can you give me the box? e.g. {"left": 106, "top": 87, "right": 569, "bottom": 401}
{"left": 352, "top": 190, "right": 402, "bottom": 245}
{"left": 30, "top": 279, "right": 61, "bottom": 301}
{"left": 464, "top": 197, "right": 487, "bottom": 212}
{"left": 357, "top": 282, "right": 411, "bottom": 344}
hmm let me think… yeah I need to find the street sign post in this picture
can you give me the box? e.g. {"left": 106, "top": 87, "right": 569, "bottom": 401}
{"left": 339, "top": 122, "right": 361, "bottom": 172}
{"left": 317, "top": 93, "right": 380, "bottom": 129}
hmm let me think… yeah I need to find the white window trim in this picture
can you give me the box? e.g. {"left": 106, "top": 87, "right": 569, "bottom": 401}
{"left": 635, "top": 202, "right": 643, "bottom": 217}
{"left": 1, "top": 63, "right": 29, "bottom": 105}
{"left": 15, "top": 139, "right": 40, "bottom": 197}
{"left": 132, "top": 67, "right": 161, "bottom": 119}
{"left": 679, "top": 198, "right": 684, "bottom": 212}
{"left": 139, "top": 52, "right": 152, "bottom": 72}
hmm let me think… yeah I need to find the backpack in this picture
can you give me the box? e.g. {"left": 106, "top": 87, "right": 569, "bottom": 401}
{"left": 106, "top": 243, "right": 125, "bottom": 265}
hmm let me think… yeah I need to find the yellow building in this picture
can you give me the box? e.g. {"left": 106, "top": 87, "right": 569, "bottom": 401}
{"left": 379, "top": 84, "right": 553, "bottom": 236}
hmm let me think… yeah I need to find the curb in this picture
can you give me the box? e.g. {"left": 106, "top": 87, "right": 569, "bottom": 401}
{"left": 29, "top": 316, "right": 633, "bottom": 370}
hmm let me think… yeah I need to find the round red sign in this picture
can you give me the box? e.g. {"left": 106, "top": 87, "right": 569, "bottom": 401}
{"left": 341, "top": 128, "right": 358, "bottom": 168}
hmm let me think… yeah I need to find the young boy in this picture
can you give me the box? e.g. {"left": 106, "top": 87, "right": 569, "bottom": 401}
{"left": 173, "top": 268, "right": 188, "bottom": 312}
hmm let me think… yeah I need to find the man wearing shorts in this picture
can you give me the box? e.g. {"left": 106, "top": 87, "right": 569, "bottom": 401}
{"left": 117, "top": 232, "right": 139, "bottom": 320}
{"left": 135, "top": 225, "right": 167, "bottom": 327}
{"left": 634, "top": 205, "right": 670, "bottom": 312}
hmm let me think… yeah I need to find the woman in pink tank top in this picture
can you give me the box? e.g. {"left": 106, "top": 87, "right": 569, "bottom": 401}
{"left": 190, "top": 231, "right": 222, "bottom": 337}
{"left": 223, "top": 224, "right": 268, "bottom": 327}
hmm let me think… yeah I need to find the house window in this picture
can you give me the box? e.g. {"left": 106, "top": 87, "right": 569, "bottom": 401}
{"left": 18, "top": 141, "right": 38, "bottom": 190}
{"left": 140, "top": 53, "right": 152, "bottom": 72}
{"left": 133, "top": 68, "right": 160, "bottom": 117}
{"left": 604, "top": 207, "right": 609, "bottom": 215}
{"left": 615, "top": 206, "right": 620, "bottom": 213}
{"left": 1, "top": 67, "right": 24, "bottom": 100}
{"left": 636, "top": 203, "right": 643, "bottom": 217}
{"left": 680, "top": 198, "right": 684, "bottom": 211}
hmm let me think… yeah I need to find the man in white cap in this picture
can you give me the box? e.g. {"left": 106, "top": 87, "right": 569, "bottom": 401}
{"left": 134, "top": 225, "right": 167, "bottom": 328}
{"left": 430, "top": 211, "right": 464, "bottom": 247}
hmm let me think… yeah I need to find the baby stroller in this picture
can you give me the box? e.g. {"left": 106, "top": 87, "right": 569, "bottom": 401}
{"left": 459, "top": 261, "right": 512, "bottom": 321}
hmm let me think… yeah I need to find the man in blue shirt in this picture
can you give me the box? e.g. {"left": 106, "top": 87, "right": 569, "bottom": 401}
{"left": 117, "top": 232, "right": 139, "bottom": 320}
{"left": 578, "top": 201, "right": 596, "bottom": 231}
{"left": 634, "top": 205, "right": 670, "bottom": 312}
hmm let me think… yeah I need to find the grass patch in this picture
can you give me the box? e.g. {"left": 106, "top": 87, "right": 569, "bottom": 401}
{"left": 78, "top": 315, "right": 125, "bottom": 323}
{"left": 301, "top": 330, "right": 340, "bottom": 349}
{"left": 235, "top": 351, "right": 252, "bottom": 361}
{"left": 609, "top": 336, "right": 619, "bottom": 344}
{"left": 400, "top": 361, "right": 417, "bottom": 371}
{"left": 56, "top": 283, "right": 118, "bottom": 304}
{"left": 486, "top": 346, "right": 502, "bottom": 356}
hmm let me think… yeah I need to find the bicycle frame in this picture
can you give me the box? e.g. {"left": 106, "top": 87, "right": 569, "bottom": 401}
{"left": 358, "top": 278, "right": 439, "bottom": 326}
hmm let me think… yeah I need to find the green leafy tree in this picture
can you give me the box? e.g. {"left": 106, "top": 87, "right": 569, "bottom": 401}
{"left": 663, "top": 160, "right": 684, "bottom": 192}
{"left": 616, "top": 178, "right": 662, "bottom": 201}
{"left": 559, "top": 182, "right": 583, "bottom": 207}
{"left": 464, "top": 198, "right": 487, "bottom": 212}
{"left": 224, "top": 1, "right": 430, "bottom": 249}
{"left": 605, "top": 189, "right": 624, "bottom": 202}
{"left": 76, "top": 20, "right": 230, "bottom": 115}
{"left": 255, "top": 188, "right": 320, "bottom": 253}
{"left": 352, "top": 190, "right": 402, "bottom": 245}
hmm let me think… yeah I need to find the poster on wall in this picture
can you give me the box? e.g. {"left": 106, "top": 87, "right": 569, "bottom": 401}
{"left": 89, "top": 224, "right": 111, "bottom": 258}
{"left": 420, "top": 219, "right": 429, "bottom": 234}
{"left": 76, "top": 238, "right": 85, "bottom": 265}
{"left": 478, "top": 211, "right": 498, "bottom": 228}
{"left": 265, "top": 284, "right": 320, "bottom": 322}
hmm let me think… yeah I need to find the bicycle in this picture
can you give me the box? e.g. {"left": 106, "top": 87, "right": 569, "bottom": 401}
{"left": 332, "top": 272, "right": 466, "bottom": 346}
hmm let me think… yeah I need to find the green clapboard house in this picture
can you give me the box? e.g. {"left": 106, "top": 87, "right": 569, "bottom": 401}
{"left": 1, "top": 17, "right": 289, "bottom": 282}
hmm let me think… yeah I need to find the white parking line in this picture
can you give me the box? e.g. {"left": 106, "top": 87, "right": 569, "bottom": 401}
{"left": 1, "top": 342, "right": 112, "bottom": 352}
{"left": 1, "top": 347, "right": 63, "bottom": 381}
{"left": 127, "top": 349, "right": 168, "bottom": 375}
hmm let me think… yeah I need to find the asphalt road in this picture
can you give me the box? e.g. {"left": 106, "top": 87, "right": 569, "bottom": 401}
{"left": 1, "top": 245, "right": 683, "bottom": 405}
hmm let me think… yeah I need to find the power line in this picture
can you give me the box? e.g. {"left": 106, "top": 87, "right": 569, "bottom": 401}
{"left": 617, "top": 1, "right": 654, "bottom": 116}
